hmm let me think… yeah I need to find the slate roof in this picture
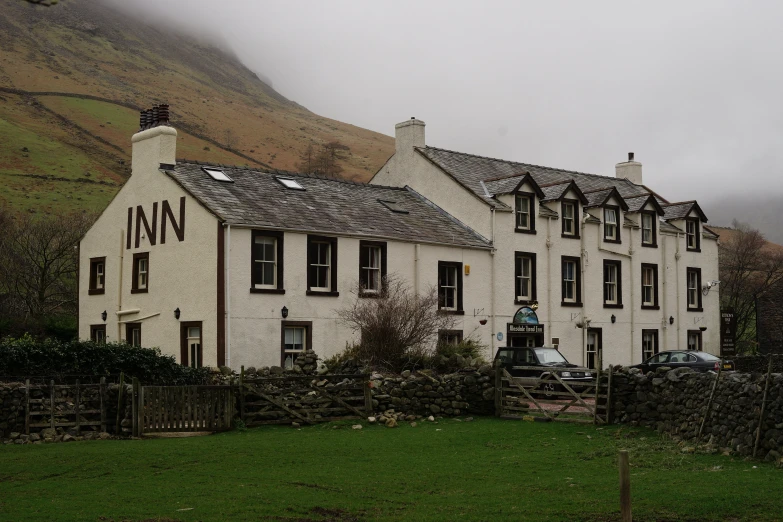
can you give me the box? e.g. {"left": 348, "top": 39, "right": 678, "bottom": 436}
{"left": 584, "top": 188, "right": 614, "bottom": 208}
{"left": 661, "top": 201, "right": 708, "bottom": 221}
{"left": 418, "top": 146, "right": 650, "bottom": 201}
{"left": 540, "top": 182, "right": 572, "bottom": 202}
{"left": 165, "top": 161, "right": 491, "bottom": 249}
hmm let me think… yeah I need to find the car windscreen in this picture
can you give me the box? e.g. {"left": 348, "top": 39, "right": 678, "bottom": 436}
{"left": 697, "top": 352, "right": 721, "bottom": 361}
{"left": 534, "top": 348, "right": 567, "bottom": 364}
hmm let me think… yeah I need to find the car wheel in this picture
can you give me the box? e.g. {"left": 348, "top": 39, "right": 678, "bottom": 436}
{"left": 542, "top": 382, "right": 557, "bottom": 397}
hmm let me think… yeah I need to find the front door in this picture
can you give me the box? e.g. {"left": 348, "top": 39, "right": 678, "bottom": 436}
{"left": 586, "top": 328, "right": 602, "bottom": 369}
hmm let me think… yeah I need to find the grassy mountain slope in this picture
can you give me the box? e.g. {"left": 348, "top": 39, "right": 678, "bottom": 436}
{"left": 0, "top": 0, "right": 394, "bottom": 215}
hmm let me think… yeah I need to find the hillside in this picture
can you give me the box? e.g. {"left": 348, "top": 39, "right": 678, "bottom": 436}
{"left": 0, "top": 0, "right": 394, "bottom": 216}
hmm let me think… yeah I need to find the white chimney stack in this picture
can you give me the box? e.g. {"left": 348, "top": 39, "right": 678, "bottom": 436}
{"left": 131, "top": 104, "right": 177, "bottom": 178}
{"left": 395, "top": 117, "right": 425, "bottom": 154}
{"left": 615, "top": 152, "right": 642, "bottom": 185}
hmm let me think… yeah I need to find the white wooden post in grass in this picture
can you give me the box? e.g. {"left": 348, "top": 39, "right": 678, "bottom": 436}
{"left": 619, "top": 450, "right": 631, "bottom": 522}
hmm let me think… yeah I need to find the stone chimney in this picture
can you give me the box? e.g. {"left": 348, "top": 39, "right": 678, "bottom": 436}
{"left": 395, "top": 117, "right": 425, "bottom": 155}
{"left": 131, "top": 104, "right": 177, "bottom": 177}
{"left": 615, "top": 152, "right": 642, "bottom": 185}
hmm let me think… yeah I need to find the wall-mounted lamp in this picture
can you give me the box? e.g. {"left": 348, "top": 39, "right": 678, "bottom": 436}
{"left": 174, "top": 308, "right": 180, "bottom": 320}
{"left": 281, "top": 306, "right": 289, "bottom": 319}
{"left": 479, "top": 319, "right": 487, "bottom": 325}
{"left": 699, "top": 326, "right": 707, "bottom": 332}
{"left": 101, "top": 310, "right": 107, "bottom": 322}
{"left": 611, "top": 314, "right": 616, "bottom": 324}
{"left": 669, "top": 316, "right": 674, "bottom": 325}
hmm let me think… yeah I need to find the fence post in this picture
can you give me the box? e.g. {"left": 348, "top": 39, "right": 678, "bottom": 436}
{"left": 607, "top": 365, "right": 614, "bottom": 425}
{"left": 115, "top": 372, "right": 125, "bottom": 435}
{"left": 593, "top": 366, "right": 602, "bottom": 425}
{"left": 619, "top": 450, "right": 632, "bottom": 522}
{"left": 697, "top": 366, "right": 722, "bottom": 445}
{"left": 75, "top": 379, "right": 81, "bottom": 436}
{"left": 49, "top": 380, "right": 55, "bottom": 430}
{"left": 131, "top": 377, "right": 139, "bottom": 437}
{"left": 494, "top": 360, "right": 503, "bottom": 417}
{"left": 364, "top": 377, "right": 373, "bottom": 416}
{"left": 100, "top": 376, "right": 107, "bottom": 433}
{"left": 753, "top": 356, "right": 774, "bottom": 458}
{"left": 239, "top": 366, "right": 246, "bottom": 424}
{"left": 25, "top": 379, "right": 30, "bottom": 436}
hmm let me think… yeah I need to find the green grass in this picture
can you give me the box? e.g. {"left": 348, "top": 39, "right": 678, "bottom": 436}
{"left": 0, "top": 419, "right": 779, "bottom": 521}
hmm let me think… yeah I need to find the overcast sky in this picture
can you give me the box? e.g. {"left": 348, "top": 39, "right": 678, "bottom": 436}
{"left": 111, "top": 0, "right": 783, "bottom": 205}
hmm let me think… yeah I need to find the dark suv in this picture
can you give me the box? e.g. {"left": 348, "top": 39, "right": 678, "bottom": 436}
{"left": 494, "top": 346, "right": 594, "bottom": 393}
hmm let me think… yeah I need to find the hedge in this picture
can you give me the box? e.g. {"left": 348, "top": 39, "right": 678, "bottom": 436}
{"left": 0, "top": 336, "right": 211, "bottom": 385}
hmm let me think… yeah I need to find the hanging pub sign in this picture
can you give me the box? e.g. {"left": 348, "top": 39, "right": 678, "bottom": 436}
{"left": 720, "top": 308, "right": 736, "bottom": 357}
{"left": 507, "top": 306, "right": 544, "bottom": 334}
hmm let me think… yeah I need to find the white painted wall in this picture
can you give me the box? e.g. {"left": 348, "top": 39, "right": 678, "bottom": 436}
{"left": 79, "top": 127, "right": 220, "bottom": 365}
{"left": 227, "top": 228, "right": 495, "bottom": 369}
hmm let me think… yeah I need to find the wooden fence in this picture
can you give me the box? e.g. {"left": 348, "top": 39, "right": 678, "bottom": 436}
{"left": 24, "top": 378, "right": 108, "bottom": 435}
{"left": 239, "top": 372, "right": 371, "bottom": 427}
{"left": 134, "top": 384, "right": 234, "bottom": 435}
{"left": 495, "top": 365, "right": 612, "bottom": 424}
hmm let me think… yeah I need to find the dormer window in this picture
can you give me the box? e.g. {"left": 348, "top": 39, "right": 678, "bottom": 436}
{"left": 561, "top": 200, "right": 579, "bottom": 238}
{"left": 515, "top": 193, "right": 535, "bottom": 233}
{"left": 203, "top": 167, "right": 233, "bottom": 182}
{"left": 641, "top": 211, "right": 657, "bottom": 247}
{"left": 686, "top": 218, "right": 700, "bottom": 252}
{"left": 603, "top": 206, "right": 620, "bottom": 243}
{"left": 277, "top": 177, "right": 305, "bottom": 190}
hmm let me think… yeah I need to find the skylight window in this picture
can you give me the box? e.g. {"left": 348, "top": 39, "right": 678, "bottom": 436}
{"left": 378, "top": 199, "right": 409, "bottom": 214}
{"left": 276, "top": 177, "right": 305, "bottom": 190}
{"left": 203, "top": 167, "right": 233, "bottom": 182}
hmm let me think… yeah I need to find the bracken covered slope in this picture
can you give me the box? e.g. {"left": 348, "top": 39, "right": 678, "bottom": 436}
{"left": 0, "top": 0, "right": 394, "bottom": 215}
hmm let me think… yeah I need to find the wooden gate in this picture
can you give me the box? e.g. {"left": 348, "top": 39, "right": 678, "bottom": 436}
{"left": 240, "top": 373, "right": 371, "bottom": 426}
{"left": 137, "top": 385, "right": 234, "bottom": 434}
{"left": 25, "top": 378, "right": 107, "bottom": 435}
{"left": 495, "top": 365, "right": 613, "bottom": 424}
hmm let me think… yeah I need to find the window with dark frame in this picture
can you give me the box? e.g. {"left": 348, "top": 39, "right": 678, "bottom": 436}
{"left": 641, "top": 211, "right": 657, "bottom": 247}
{"left": 515, "top": 252, "right": 536, "bottom": 303}
{"left": 438, "top": 330, "right": 464, "bottom": 345}
{"left": 642, "top": 329, "right": 659, "bottom": 361}
{"left": 561, "top": 256, "right": 581, "bottom": 306}
{"left": 641, "top": 263, "right": 659, "bottom": 309}
{"left": 281, "top": 321, "right": 312, "bottom": 369}
{"left": 359, "top": 240, "right": 387, "bottom": 295}
{"left": 586, "top": 328, "right": 602, "bottom": 370}
{"left": 90, "top": 325, "right": 106, "bottom": 344}
{"left": 687, "top": 267, "right": 703, "bottom": 311}
{"left": 561, "top": 200, "right": 579, "bottom": 238}
{"left": 515, "top": 193, "right": 535, "bottom": 233}
{"left": 686, "top": 218, "right": 701, "bottom": 251}
{"left": 603, "top": 206, "right": 620, "bottom": 243}
{"left": 251, "top": 230, "right": 284, "bottom": 293}
{"left": 126, "top": 322, "right": 141, "bottom": 347}
{"left": 603, "top": 260, "right": 622, "bottom": 308}
{"left": 306, "top": 235, "right": 338, "bottom": 295}
{"left": 180, "top": 321, "right": 203, "bottom": 368}
{"left": 131, "top": 252, "right": 149, "bottom": 293}
{"left": 687, "top": 330, "right": 703, "bottom": 351}
{"left": 88, "top": 257, "right": 106, "bottom": 295}
{"left": 438, "top": 261, "right": 463, "bottom": 313}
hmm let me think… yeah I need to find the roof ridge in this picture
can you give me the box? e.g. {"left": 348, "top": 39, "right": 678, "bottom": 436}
{"left": 483, "top": 171, "right": 530, "bottom": 183}
{"left": 661, "top": 200, "right": 696, "bottom": 207}
{"left": 175, "top": 159, "right": 408, "bottom": 191}
{"left": 581, "top": 187, "right": 614, "bottom": 195}
{"left": 421, "top": 145, "right": 642, "bottom": 187}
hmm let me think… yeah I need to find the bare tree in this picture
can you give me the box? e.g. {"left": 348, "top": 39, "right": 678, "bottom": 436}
{"left": 0, "top": 211, "right": 93, "bottom": 320}
{"left": 337, "top": 274, "right": 455, "bottom": 370}
{"left": 719, "top": 221, "right": 783, "bottom": 347}
{"left": 297, "top": 140, "right": 349, "bottom": 177}
{"left": 297, "top": 143, "right": 316, "bottom": 173}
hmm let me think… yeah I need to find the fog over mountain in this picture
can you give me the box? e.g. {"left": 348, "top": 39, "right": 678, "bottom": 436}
{"left": 105, "top": 0, "right": 783, "bottom": 239}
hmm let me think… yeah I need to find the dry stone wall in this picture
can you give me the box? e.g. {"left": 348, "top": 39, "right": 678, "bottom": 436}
{"left": 612, "top": 366, "right": 783, "bottom": 462}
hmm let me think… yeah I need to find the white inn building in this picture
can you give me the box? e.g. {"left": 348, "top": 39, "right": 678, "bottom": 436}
{"left": 79, "top": 108, "right": 720, "bottom": 370}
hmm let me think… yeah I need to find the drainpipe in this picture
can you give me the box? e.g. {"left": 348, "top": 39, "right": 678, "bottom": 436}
{"left": 674, "top": 232, "right": 682, "bottom": 350}
{"left": 580, "top": 215, "right": 587, "bottom": 367}
{"left": 546, "top": 217, "right": 553, "bottom": 340}
{"left": 490, "top": 208, "right": 496, "bottom": 356}
{"left": 414, "top": 244, "right": 421, "bottom": 295}
{"left": 225, "top": 224, "right": 231, "bottom": 368}
{"left": 662, "top": 230, "right": 668, "bottom": 352}
{"left": 117, "top": 229, "right": 124, "bottom": 341}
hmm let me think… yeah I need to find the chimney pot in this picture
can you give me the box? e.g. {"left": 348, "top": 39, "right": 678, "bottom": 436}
{"left": 628, "top": 152, "right": 634, "bottom": 161}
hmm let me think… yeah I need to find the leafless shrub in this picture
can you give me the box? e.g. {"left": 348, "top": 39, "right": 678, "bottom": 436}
{"left": 337, "top": 274, "right": 455, "bottom": 371}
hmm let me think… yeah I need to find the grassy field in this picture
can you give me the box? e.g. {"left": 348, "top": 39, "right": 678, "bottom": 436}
{"left": 0, "top": 418, "right": 783, "bottom": 521}
{"left": 0, "top": 419, "right": 779, "bottom": 522}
